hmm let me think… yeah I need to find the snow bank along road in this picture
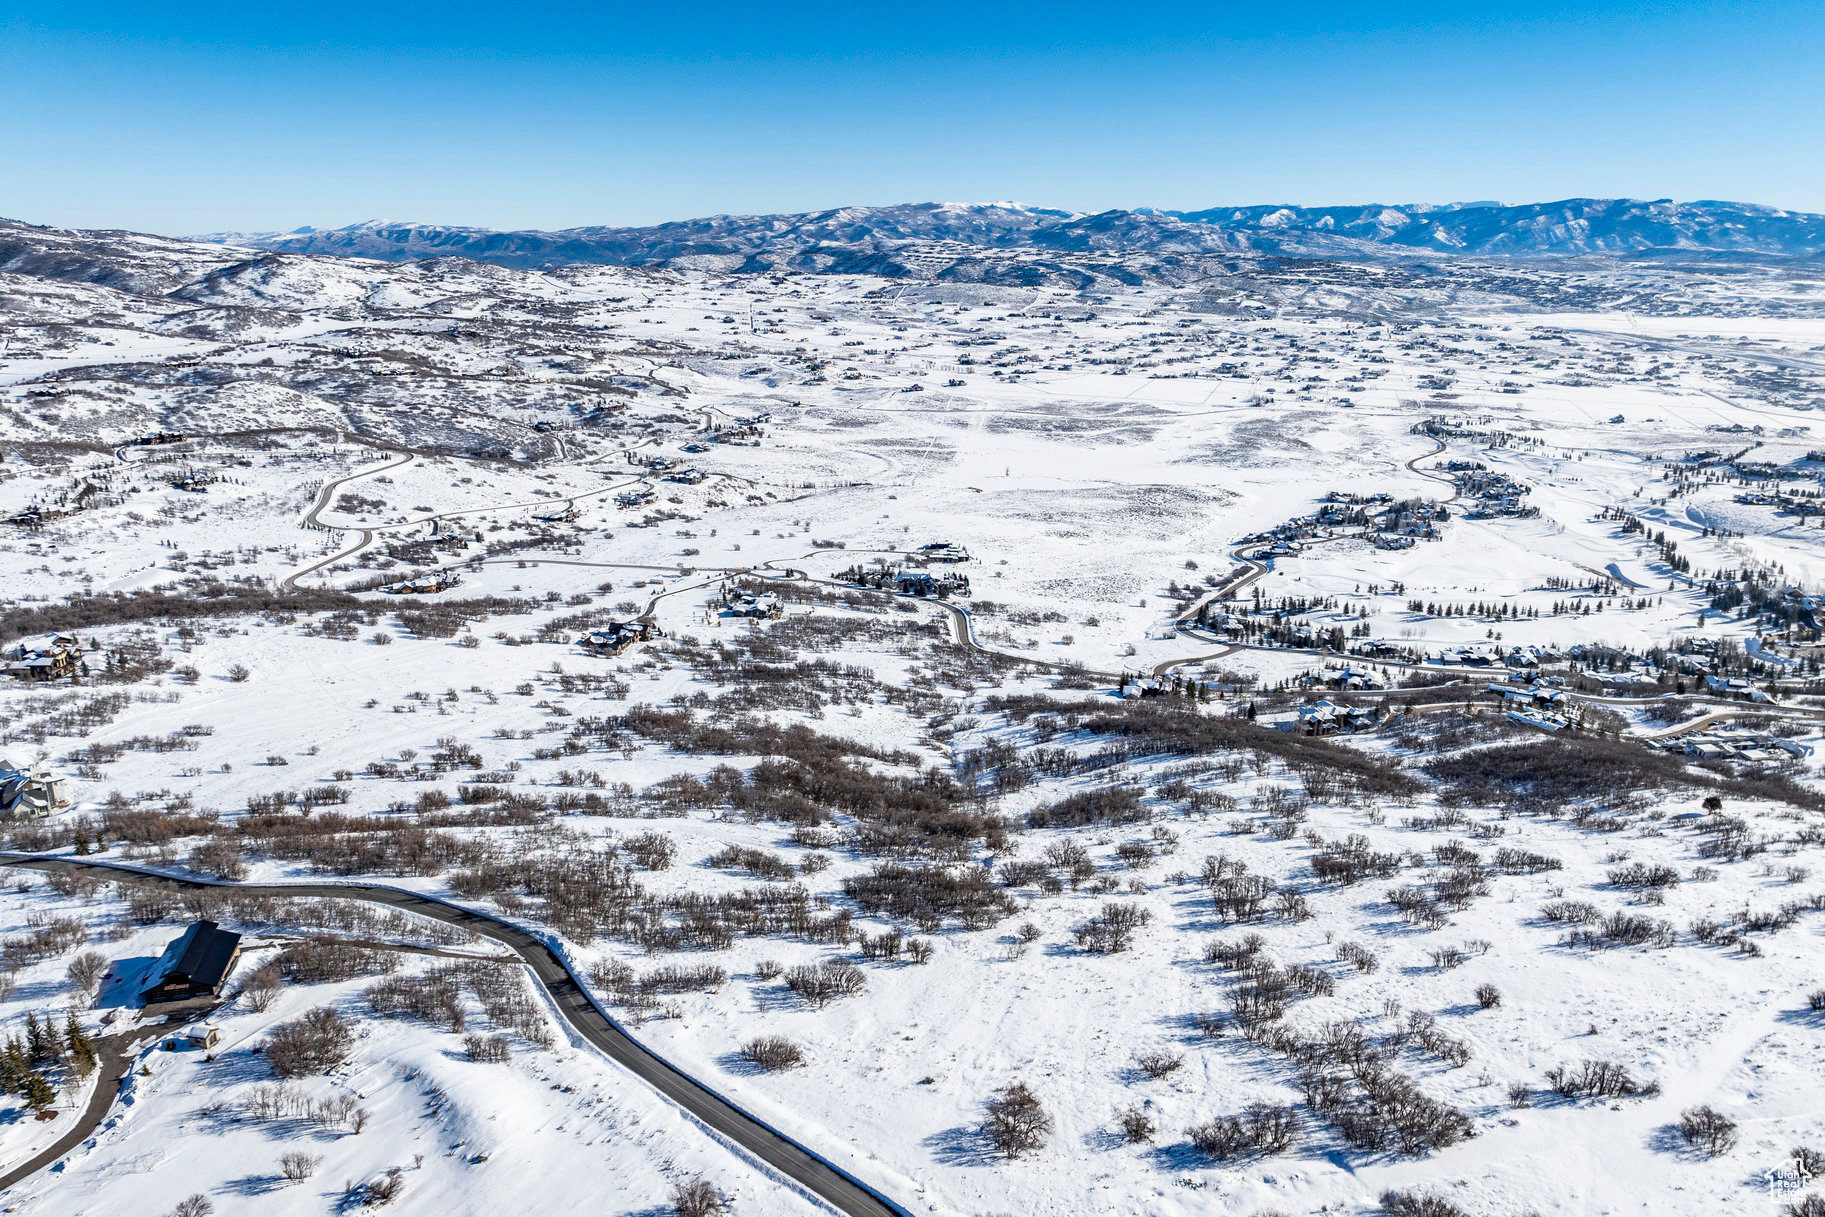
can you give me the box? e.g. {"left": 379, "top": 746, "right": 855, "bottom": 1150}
{"left": 0, "top": 855, "right": 914, "bottom": 1217}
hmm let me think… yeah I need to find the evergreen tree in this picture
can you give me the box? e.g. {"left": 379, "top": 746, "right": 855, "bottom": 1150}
{"left": 65, "top": 1014, "right": 96, "bottom": 1078}
{"left": 21, "top": 1072, "right": 54, "bottom": 1116}
{"left": 0, "top": 1038, "right": 27, "bottom": 1094}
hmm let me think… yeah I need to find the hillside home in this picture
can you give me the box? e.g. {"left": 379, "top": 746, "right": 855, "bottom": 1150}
{"left": 0, "top": 760, "right": 69, "bottom": 818}
{"left": 579, "top": 620, "right": 662, "bottom": 656}
{"left": 142, "top": 920, "right": 242, "bottom": 1005}
{"left": 4, "top": 633, "right": 85, "bottom": 681}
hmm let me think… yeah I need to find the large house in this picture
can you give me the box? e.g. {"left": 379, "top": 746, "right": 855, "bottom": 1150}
{"left": 579, "top": 620, "right": 662, "bottom": 656}
{"left": 142, "top": 920, "right": 243, "bottom": 1005}
{"left": 0, "top": 760, "right": 68, "bottom": 818}
{"left": 3, "top": 633, "right": 85, "bottom": 682}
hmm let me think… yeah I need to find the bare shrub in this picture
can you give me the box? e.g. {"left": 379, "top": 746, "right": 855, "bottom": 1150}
{"left": 740, "top": 1035, "right": 804, "bottom": 1071}
{"left": 66, "top": 950, "right": 108, "bottom": 997}
{"left": 464, "top": 1033, "right": 512, "bottom": 1063}
{"left": 1379, "top": 1191, "right": 1467, "bottom": 1217}
{"left": 1678, "top": 1105, "right": 1738, "bottom": 1156}
{"left": 1186, "top": 1115, "right": 1250, "bottom": 1159}
{"left": 1135, "top": 1048, "right": 1184, "bottom": 1079}
{"left": 1808, "top": 989, "right": 1825, "bottom": 1012}
{"left": 672, "top": 1176, "right": 724, "bottom": 1217}
{"left": 1187, "top": 1103, "right": 1300, "bottom": 1158}
{"left": 172, "top": 1196, "right": 214, "bottom": 1217}
{"left": 1474, "top": 983, "right": 1502, "bottom": 1009}
{"left": 264, "top": 1007, "right": 354, "bottom": 1077}
{"left": 1545, "top": 1059, "right": 1658, "bottom": 1100}
{"left": 1073, "top": 902, "right": 1151, "bottom": 953}
{"left": 784, "top": 962, "right": 866, "bottom": 1009}
{"left": 1117, "top": 1105, "right": 1156, "bottom": 1142}
{"left": 983, "top": 1081, "right": 1051, "bottom": 1159}
{"left": 279, "top": 1151, "right": 323, "bottom": 1181}
{"left": 753, "top": 958, "right": 782, "bottom": 981}
{"left": 187, "top": 836, "right": 247, "bottom": 881}
{"left": 1335, "top": 941, "right": 1379, "bottom": 973}
{"left": 363, "top": 1169, "right": 405, "bottom": 1206}
{"left": 624, "top": 831, "right": 677, "bottom": 871}
{"left": 275, "top": 938, "right": 399, "bottom": 984}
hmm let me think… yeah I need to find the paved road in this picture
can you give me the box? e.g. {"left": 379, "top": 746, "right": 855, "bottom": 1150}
{"left": 0, "top": 1026, "right": 143, "bottom": 1194}
{"left": 0, "top": 855, "right": 913, "bottom": 1217}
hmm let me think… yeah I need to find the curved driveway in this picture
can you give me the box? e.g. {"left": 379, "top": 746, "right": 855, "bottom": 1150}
{"left": 0, "top": 855, "right": 912, "bottom": 1217}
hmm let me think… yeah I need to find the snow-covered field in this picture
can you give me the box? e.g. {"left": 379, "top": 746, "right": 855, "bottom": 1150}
{"left": 3, "top": 223, "right": 1825, "bottom": 1217}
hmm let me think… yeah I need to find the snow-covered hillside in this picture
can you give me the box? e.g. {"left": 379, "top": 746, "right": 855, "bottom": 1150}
{"left": 2, "top": 220, "right": 1825, "bottom": 1217}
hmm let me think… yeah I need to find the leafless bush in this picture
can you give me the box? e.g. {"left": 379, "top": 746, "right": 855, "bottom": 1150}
{"left": 1475, "top": 983, "right": 1502, "bottom": 1009}
{"left": 187, "top": 836, "right": 247, "bottom": 881}
{"left": 740, "top": 1035, "right": 804, "bottom": 1071}
{"left": 753, "top": 958, "right": 782, "bottom": 980}
{"left": 784, "top": 962, "right": 866, "bottom": 1009}
{"left": 1027, "top": 786, "right": 1149, "bottom": 828}
{"left": 1135, "top": 1048, "right": 1184, "bottom": 1079}
{"left": 363, "top": 1169, "right": 405, "bottom": 1206}
{"left": 1545, "top": 1059, "right": 1659, "bottom": 1100}
{"left": 624, "top": 831, "right": 677, "bottom": 871}
{"left": 1335, "top": 941, "right": 1379, "bottom": 973}
{"left": 1809, "top": 989, "right": 1825, "bottom": 1012}
{"left": 1379, "top": 1190, "right": 1467, "bottom": 1217}
{"left": 276, "top": 938, "right": 399, "bottom": 984}
{"left": 264, "top": 1007, "right": 354, "bottom": 1077}
{"left": 1678, "top": 1105, "right": 1738, "bottom": 1156}
{"left": 1564, "top": 912, "right": 1675, "bottom": 950}
{"left": 1187, "top": 1102, "right": 1300, "bottom": 1158}
{"left": 1073, "top": 902, "right": 1151, "bottom": 953}
{"left": 66, "top": 950, "right": 108, "bottom": 997}
{"left": 1286, "top": 963, "right": 1334, "bottom": 996}
{"left": 279, "top": 1150, "right": 322, "bottom": 1181}
{"left": 172, "top": 1195, "right": 214, "bottom": 1217}
{"left": 983, "top": 1080, "right": 1051, "bottom": 1159}
{"left": 366, "top": 970, "right": 464, "bottom": 1029}
{"left": 464, "top": 1033, "right": 512, "bottom": 1063}
{"left": 1116, "top": 1105, "right": 1155, "bottom": 1142}
{"left": 1186, "top": 1114, "right": 1251, "bottom": 1159}
{"left": 672, "top": 1176, "right": 724, "bottom": 1217}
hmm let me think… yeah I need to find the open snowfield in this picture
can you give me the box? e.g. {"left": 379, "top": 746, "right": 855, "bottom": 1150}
{"left": 3, "top": 224, "right": 1825, "bottom": 1217}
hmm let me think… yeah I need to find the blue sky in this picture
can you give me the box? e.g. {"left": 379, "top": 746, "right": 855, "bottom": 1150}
{"left": 3, "top": 1, "right": 1822, "bottom": 234}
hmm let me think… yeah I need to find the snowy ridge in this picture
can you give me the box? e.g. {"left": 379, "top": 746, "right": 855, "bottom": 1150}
{"left": 188, "top": 198, "right": 1825, "bottom": 274}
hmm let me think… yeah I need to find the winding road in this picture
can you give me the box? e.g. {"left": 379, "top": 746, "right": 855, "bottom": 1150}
{"left": 0, "top": 855, "right": 913, "bottom": 1217}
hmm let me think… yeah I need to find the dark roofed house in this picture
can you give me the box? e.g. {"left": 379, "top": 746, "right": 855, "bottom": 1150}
{"left": 142, "top": 920, "right": 242, "bottom": 1006}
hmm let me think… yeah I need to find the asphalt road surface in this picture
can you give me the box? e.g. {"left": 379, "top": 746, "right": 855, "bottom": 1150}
{"left": 0, "top": 855, "right": 913, "bottom": 1217}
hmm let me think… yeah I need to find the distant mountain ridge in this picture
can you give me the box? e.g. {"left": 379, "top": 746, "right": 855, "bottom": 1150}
{"left": 198, "top": 199, "right": 1825, "bottom": 272}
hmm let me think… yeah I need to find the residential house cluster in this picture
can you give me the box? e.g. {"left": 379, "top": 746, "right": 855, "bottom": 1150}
{"left": 716, "top": 583, "right": 783, "bottom": 619}
{"left": 1445, "top": 462, "right": 1538, "bottom": 519}
{"left": 1653, "top": 729, "right": 1804, "bottom": 764}
{"left": 0, "top": 759, "right": 68, "bottom": 818}
{"left": 578, "top": 620, "right": 662, "bottom": 656}
{"left": 380, "top": 572, "right": 461, "bottom": 595}
{"left": 4, "top": 633, "right": 86, "bottom": 681}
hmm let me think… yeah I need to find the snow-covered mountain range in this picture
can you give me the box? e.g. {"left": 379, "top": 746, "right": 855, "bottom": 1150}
{"left": 197, "top": 198, "right": 1825, "bottom": 272}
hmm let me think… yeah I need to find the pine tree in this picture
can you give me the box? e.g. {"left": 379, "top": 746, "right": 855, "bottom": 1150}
{"left": 65, "top": 1014, "right": 96, "bottom": 1078}
{"left": 25, "top": 1013, "right": 47, "bottom": 1063}
{"left": 0, "top": 1038, "right": 27, "bottom": 1094}
{"left": 21, "top": 1072, "right": 54, "bottom": 1115}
